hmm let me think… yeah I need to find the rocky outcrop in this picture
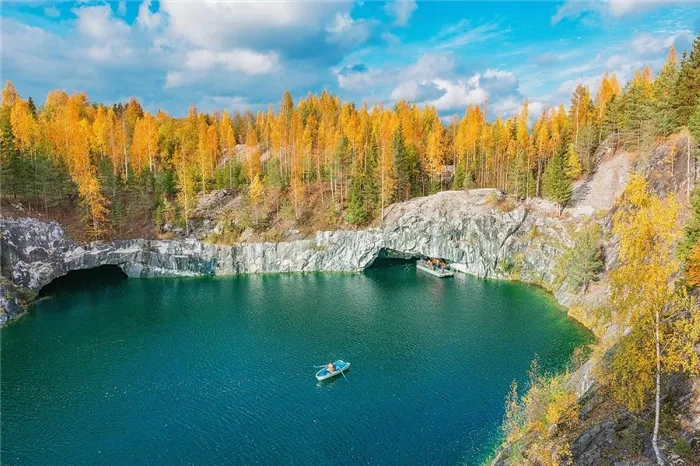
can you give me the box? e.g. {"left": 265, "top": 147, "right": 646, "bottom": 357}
{"left": 0, "top": 279, "right": 26, "bottom": 325}
{"left": 1, "top": 189, "right": 588, "bottom": 324}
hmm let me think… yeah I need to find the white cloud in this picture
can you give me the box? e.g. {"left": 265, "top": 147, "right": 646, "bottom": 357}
{"left": 404, "top": 53, "right": 455, "bottom": 80}
{"left": 491, "top": 96, "right": 522, "bottom": 117}
{"left": 137, "top": 0, "right": 162, "bottom": 31}
{"left": 217, "top": 50, "right": 279, "bottom": 74}
{"left": 630, "top": 30, "right": 693, "bottom": 57}
{"left": 72, "top": 4, "right": 135, "bottom": 62}
{"left": 429, "top": 76, "right": 488, "bottom": 112}
{"left": 326, "top": 12, "right": 372, "bottom": 47}
{"left": 390, "top": 81, "right": 443, "bottom": 101}
{"left": 338, "top": 69, "right": 379, "bottom": 91}
{"left": 552, "top": 0, "right": 698, "bottom": 24}
{"left": 166, "top": 48, "right": 278, "bottom": 87}
{"left": 160, "top": 0, "right": 348, "bottom": 51}
{"left": 528, "top": 101, "right": 545, "bottom": 118}
{"left": 384, "top": 0, "right": 417, "bottom": 27}
{"left": 74, "top": 5, "right": 129, "bottom": 43}
{"left": 482, "top": 69, "right": 518, "bottom": 94}
{"left": 605, "top": 0, "right": 696, "bottom": 17}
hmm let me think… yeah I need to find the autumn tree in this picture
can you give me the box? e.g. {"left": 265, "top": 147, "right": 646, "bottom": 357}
{"left": 607, "top": 175, "right": 700, "bottom": 465}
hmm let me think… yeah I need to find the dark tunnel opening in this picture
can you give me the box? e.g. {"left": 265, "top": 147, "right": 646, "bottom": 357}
{"left": 38, "top": 265, "right": 129, "bottom": 298}
{"left": 365, "top": 248, "right": 421, "bottom": 269}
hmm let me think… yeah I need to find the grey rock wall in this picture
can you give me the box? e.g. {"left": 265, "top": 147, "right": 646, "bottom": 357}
{"left": 1, "top": 189, "right": 578, "bottom": 324}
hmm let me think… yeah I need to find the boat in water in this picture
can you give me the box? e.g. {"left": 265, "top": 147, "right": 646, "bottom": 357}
{"left": 417, "top": 259, "right": 455, "bottom": 277}
{"left": 316, "top": 360, "right": 350, "bottom": 381}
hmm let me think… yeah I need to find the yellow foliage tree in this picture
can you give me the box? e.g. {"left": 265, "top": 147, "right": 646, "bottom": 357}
{"left": 608, "top": 174, "right": 700, "bottom": 465}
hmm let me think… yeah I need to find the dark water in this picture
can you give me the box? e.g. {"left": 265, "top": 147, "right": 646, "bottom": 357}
{"left": 1, "top": 263, "right": 592, "bottom": 465}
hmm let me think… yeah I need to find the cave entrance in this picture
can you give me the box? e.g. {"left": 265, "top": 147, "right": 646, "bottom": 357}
{"left": 38, "top": 265, "right": 128, "bottom": 298}
{"left": 365, "top": 248, "right": 420, "bottom": 269}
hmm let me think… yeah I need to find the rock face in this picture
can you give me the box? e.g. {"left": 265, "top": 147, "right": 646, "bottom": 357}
{"left": 1, "top": 189, "right": 580, "bottom": 324}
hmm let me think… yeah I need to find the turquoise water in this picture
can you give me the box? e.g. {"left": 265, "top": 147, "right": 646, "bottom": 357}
{"left": 1, "top": 263, "right": 592, "bottom": 465}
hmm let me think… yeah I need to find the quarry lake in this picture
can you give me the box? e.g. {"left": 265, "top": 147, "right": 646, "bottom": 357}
{"left": 1, "top": 262, "right": 593, "bottom": 465}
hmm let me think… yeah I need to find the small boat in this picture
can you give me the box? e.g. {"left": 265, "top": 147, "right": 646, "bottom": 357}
{"left": 316, "top": 360, "right": 351, "bottom": 381}
{"left": 417, "top": 259, "right": 454, "bottom": 277}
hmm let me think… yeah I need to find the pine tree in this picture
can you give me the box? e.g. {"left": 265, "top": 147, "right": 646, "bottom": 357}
{"left": 689, "top": 100, "right": 700, "bottom": 143}
{"left": 653, "top": 46, "right": 680, "bottom": 135}
{"left": 603, "top": 95, "right": 625, "bottom": 142}
{"left": 345, "top": 173, "right": 368, "bottom": 225}
{"left": 508, "top": 148, "right": 534, "bottom": 199}
{"left": 673, "top": 32, "right": 700, "bottom": 125}
{"left": 543, "top": 138, "right": 573, "bottom": 211}
{"left": 27, "top": 96, "right": 37, "bottom": 117}
{"left": 680, "top": 186, "right": 700, "bottom": 261}
{"left": 391, "top": 125, "right": 410, "bottom": 200}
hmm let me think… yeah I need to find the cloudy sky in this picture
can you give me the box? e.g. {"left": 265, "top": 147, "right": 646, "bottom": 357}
{"left": 2, "top": 1, "right": 699, "bottom": 118}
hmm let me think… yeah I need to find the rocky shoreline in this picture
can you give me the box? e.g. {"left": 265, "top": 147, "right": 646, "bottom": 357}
{"left": 1, "top": 189, "right": 586, "bottom": 326}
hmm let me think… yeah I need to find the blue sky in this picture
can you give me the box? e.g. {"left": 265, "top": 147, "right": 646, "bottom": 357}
{"left": 2, "top": 1, "right": 699, "bottom": 119}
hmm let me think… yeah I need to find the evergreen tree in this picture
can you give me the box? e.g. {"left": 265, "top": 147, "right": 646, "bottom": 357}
{"left": 364, "top": 137, "right": 380, "bottom": 215}
{"left": 680, "top": 186, "right": 700, "bottom": 261}
{"left": 622, "top": 78, "right": 655, "bottom": 151}
{"left": 27, "top": 96, "right": 37, "bottom": 117}
{"left": 603, "top": 95, "right": 625, "bottom": 141}
{"left": 653, "top": 46, "right": 680, "bottom": 135}
{"left": 345, "top": 173, "right": 368, "bottom": 225}
{"left": 543, "top": 138, "right": 573, "bottom": 211}
{"left": 673, "top": 33, "right": 700, "bottom": 126}
{"left": 689, "top": 99, "right": 700, "bottom": 143}
{"left": 391, "top": 126, "right": 410, "bottom": 200}
{"left": 560, "top": 224, "right": 604, "bottom": 290}
{"left": 508, "top": 149, "right": 534, "bottom": 199}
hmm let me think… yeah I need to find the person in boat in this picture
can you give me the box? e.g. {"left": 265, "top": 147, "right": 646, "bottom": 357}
{"left": 327, "top": 362, "right": 336, "bottom": 372}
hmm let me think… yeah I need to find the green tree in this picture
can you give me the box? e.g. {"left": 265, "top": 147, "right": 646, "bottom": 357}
{"left": 345, "top": 173, "right": 368, "bottom": 225}
{"left": 673, "top": 33, "right": 700, "bottom": 126}
{"left": 679, "top": 185, "right": 700, "bottom": 261}
{"left": 689, "top": 99, "right": 700, "bottom": 148}
{"left": 391, "top": 125, "right": 411, "bottom": 200}
{"left": 556, "top": 224, "right": 604, "bottom": 290}
{"left": 653, "top": 47, "right": 680, "bottom": 136}
{"left": 508, "top": 148, "right": 534, "bottom": 199}
{"left": 542, "top": 139, "right": 573, "bottom": 211}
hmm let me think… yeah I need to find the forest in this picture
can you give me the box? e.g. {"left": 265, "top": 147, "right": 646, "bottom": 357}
{"left": 2, "top": 30, "right": 700, "bottom": 466}
{"left": 1, "top": 34, "right": 700, "bottom": 242}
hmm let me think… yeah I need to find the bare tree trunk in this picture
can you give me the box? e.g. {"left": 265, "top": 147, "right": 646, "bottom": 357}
{"left": 653, "top": 306, "right": 664, "bottom": 466}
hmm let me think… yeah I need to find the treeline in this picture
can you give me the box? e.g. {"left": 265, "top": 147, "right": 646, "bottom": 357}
{"left": 1, "top": 33, "right": 699, "bottom": 239}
